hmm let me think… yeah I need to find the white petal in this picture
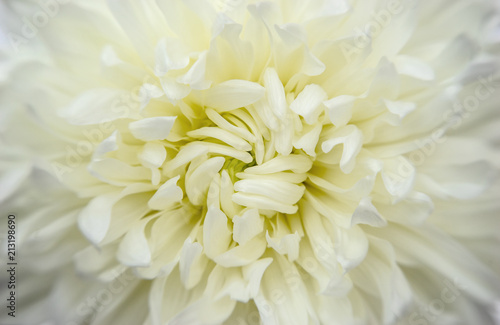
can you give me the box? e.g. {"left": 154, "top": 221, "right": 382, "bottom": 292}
{"left": 266, "top": 231, "right": 301, "bottom": 262}
{"left": 179, "top": 238, "right": 208, "bottom": 290}
{"left": 321, "top": 125, "right": 364, "bottom": 173}
{"left": 117, "top": 219, "right": 151, "bottom": 267}
{"left": 154, "top": 37, "right": 190, "bottom": 76}
{"left": 129, "top": 116, "right": 176, "bottom": 141}
{"left": 381, "top": 156, "right": 416, "bottom": 200}
{"left": 186, "top": 157, "right": 225, "bottom": 206}
{"left": 293, "top": 124, "right": 322, "bottom": 157}
{"left": 88, "top": 158, "right": 151, "bottom": 186}
{"left": 0, "top": 162, "right": 31, "bottom": 203}
{"left": 203, "top": 205, "right": 232, "bottom": 259}
{"left": 234, "top": 178, "right": 305, "bottom": 205}
{"left": 324, "top": 95, "right": 355, "bottom": 127}
{"left": 418, "top": 161, "right": 496, "bottom": 200}
{"left": 168, "top": 293, "right": 236, "bottom": 325}
{"left": 290, "top": 84, "right": 327, "bottom": 124}
{"left": 160, "top": 76, "right": 191, "bottom": 101}
{"left": 384, "top": 100, "right": 416, "bottom": 121}
{"left": 148, "top": 176, "right": 183, "bottom": 210}
{"left": 335, "top": 225, "right": 369, "bottom": 271}
{"left": 187, "top": 127, "right": 252, "bottom": 151}
{"left": 242, "top": 258, "right": 274, "bottom": 299}
{"left": 138, "top": 142, "right": 167, "bottom": 169}
{"left": 232, "top": 192, "right": 298, "bottom": 214}
{"left": 232, "top": 208, "right": 264, "bottom": 245}
{"left": 214, "top": 235, "right": 267, "bottom": 267}
{"left": 205, "top": 79, "right": 265, "bottom": 112}
{"left": 164, "top": 142, "right": 210, "bottom": 171}
{"left": 244, "top": 154, "right": 312, "bottom": 174}
{"left": 351, "top": 197, "right": 387, "bottom": 228}
{"left": 93, "top": 131, "right": 119, "bottom": 160}
{"left": 263, "top": 67, "right": 287, "bottom": 120}
{"left": 205, "top": 258, "right": 272, "bottom": 302}
{"left": 177, "top": 51, "right": 211, "bottom": 90}
{"left": 301, "top": 201, "right": 338, "bottom": 272}
{"left": 139, "top": 83, "right": 164, "bottom": 109}
{"left": 272, "top": 112, "right": 295, "bottom": 156}
{"left": 220, "top": 170, "right": 238, "bottom": 218}
{"left": 394, "top": 55, "right": 435, "bottom": 81}
{"left": 205, "top": 108, "right": 256, "bottom": 143}
{"left": 255, "top": 252, "right": 317, "bottom": 325}
{"left": 60, "top": 88, "right": 136, "bottom": 125}
{"left": 78, "top": 192, "right": 122, "bottom": 245}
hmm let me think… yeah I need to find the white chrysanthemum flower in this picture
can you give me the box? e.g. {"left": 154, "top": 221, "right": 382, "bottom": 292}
{"left": 1, "top": 0, "right": 500, "bottom": 324}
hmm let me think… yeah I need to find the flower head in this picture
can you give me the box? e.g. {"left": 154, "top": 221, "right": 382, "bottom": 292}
{"left": 1, "top": 0, "right": 500, "bottom": 324}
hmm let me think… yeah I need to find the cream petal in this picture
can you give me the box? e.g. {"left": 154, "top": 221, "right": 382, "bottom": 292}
{"left": 77, "top": 192, "right": 122, "bottom": 245}
{"left": 335, "top": 225, "right": 369, "bottom": 271}
{"left": 177, "top": 51, "right": 211, "bottom": 90}
{"left": 349, "top": 237, "right": 413, "bottom": 323}
{"left": 100, "top": 190, "right": 153, "bottom": 245}
{"left": 232, "top": 208, "right": 264, "bottom": 245}
{"left": 148, "top": 175, "right": 183, "bottom": 210}
{"left": 205, "top": 258, "right": 272, "bottom": 302}
{"left": 324, "top": 95, "right": 355, "bottom": 127}
{"left": 242, "top": 258, "right": 274, "bottom": 300}
{"left": 156, "top": 0, "right": 212, "bottom": 51}
{"left": 263, "top": 67, "right": 287, "bottom": 120}
{"left": 170, "top": 296, "right": 237, "bottom": 325}
{"left": 244, "top": 154, "right": 312, "bottom": 174}
{"left": 383, "top": 99, "right": 417, "bottom": 125}
{"left": 186, "top": 156, "right": 225, "bottom": 206}
{"left": 214, "top": 235, "right": 267, "bottom": 267}
{"left": 293, "top": 124, "right": 322, "bottom": 157}
{"left": 205, "top": 108, "right": 257, "bottom": 143}
{"left": 255, "top": 252, "right": 317, "bottom": 325}
{"left": 272, "top": 111, "right": 295, "bottom": 156}
{"left": 266, "top": 231, "right": 301, "bottom": 262}
{"left": 205, "top": 79, "right": 265, "bottom": 112}
{"left": 93, "top": 130, "right": 119, "bottom": 160}
{"left": 139, "top": 83, "right": 165, "bottom": 109}
{"left": 0, "top": 162, "right": 31, "bottom": 203}
{"left": 154, "top": 37, "right": 190, "bottom": 76}
{"left": 60, "top": 88, "right": 138, "bottom": 125}
{"left": 300, "top": 201, "right": 338, "bottom": 272}
{"left": 137, "top": 209, "right": 196, "bottom": 279}
{"left": 164, "top": 142, "right": 210, "bottom": 171}
{"left": 372, "top": 224, "right": 500, "bottom": 303}
{"left": 88, "top": 158, "right": 152, "bottom": 186}
{"left": 203, "top": 205, "right": 232, "bottom": 259}
{"left": 432, "top": 34, "right": 478, "bottom": 80}
{"left": 394, "top": 55, "right": 435, "bottom": 81}
{"left": 129, "top": 116, "right": 177, "bottom": 141}
{"left": 252, "top": 98, "right": 280, "bottom": 131}
{"left": 188, "top": 126, "right": 252, "bottom": 151}
{"left": 160, "top": 76, "right": 191, "bottom": 101}
{"left": 321, "top": 125, "right": 364, "bottom": 173}
{"left": 220, "top": 170, "right": 238, "bottom": 218}
{"left": 179, "top": 237, "right": 209, "bottom": 290}
{"left": 380, "top": 156, "right": 416, "bottom": 201}
{"left": 376, "top": 191, "right": 434, "bottom": 226}
{"left": 73, "top": 243, "right": 126, "bottom": 281}
{"left": 417, "top": 161, "right": 496, "bottom": 200}
{"left": 350, "top": 197, "right": 387, "bottom": 228}
{"left": 234, "top": 178, "right": 305, "bottom": 205}
{"left": 138, "top": 142, "right": 167, "bottom": 169}
{"left": 290, "top": 84, "right": 327, "bottom": 124}
{"left": 117, "top": 218, "right": 152, "bottom": 267}
{"left": 232, "top": 192, "right": 298, "bottom": 214}
{"left": 367, "top": 58, "right": 400, "bottom": 100}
